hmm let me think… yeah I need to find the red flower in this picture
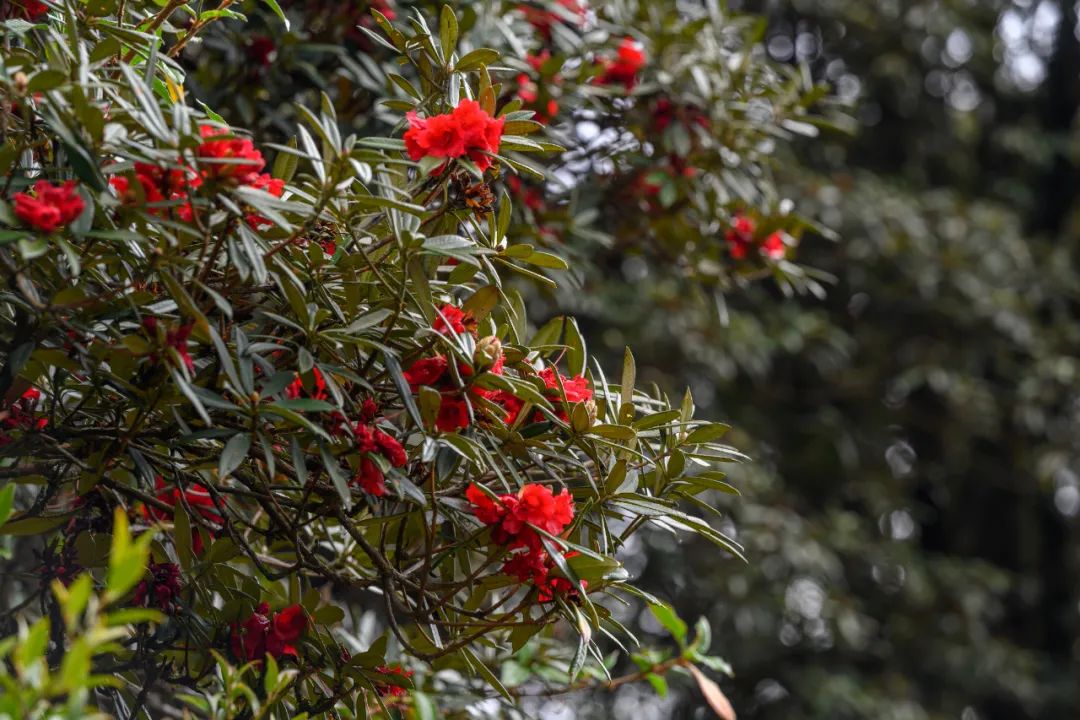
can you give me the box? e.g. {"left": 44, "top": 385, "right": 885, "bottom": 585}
{"left": 353, "top": 456, "right": 387, "bottom": 497}
{"left": 245, "top": 173, "right": 286, "bottom": 228}
{"left": 110, "top": 172, "right": 166, "bottom": 213}
{"left": 374, "top": 429, "right": 407, "bottom": 467}
{"left": 375, "top": 664, "right": 414, "bottom": 697}
{"left": 144, "top": 476, "right": 224, "bottom": 556}
{"left": 403, "top": 356, "right": 450, "bottom": 388}
{"left": 197, "top": 125, "right": 266, "bottom": 184}
{"left": 436, "top": 396, "right": 471, "bottom": 432}
{"left": 230, "top": 603, "right": 307, "bottom": 663}
{"left": 404, "top": 99, "right": 505, "bottom": 173}
{"left": 762, "top": 232, "right": 786, "bottom": 259}
{"left": 14, "top": 180, "right": 85, "bottom": 232}
{"left": 285, "top": 367, "right": 329, "bottom": 401}
{"left": 503, "top": 549, "right": 585, "bottom": 602}
{"left": 133, "top": 562, "right": 183, "bottom": 612}
{"left": 245, "top": 35, "right": 277, "bottom": 67}
{"left": 165, "top": 322, "right": 196, "bottom": 373}
{"left": 520, "top": 0, "right": 586, "bottom": 42}
{"left": 0, "top": 387, "right": 47, "bottom": 445}
{"left": 467, "top": 482, "right": 575, "bottom": 550}
{"left": 433, "top": 303, "right": 476, "bottom": 336}
{"left": 599, "top": 37, "right": 646, "bottom": 90}
{"left": 725, "top": 214, "right": 755, "bottom": 260}
{"left": 10, "top": 0, "right": 48, "bottom": 20}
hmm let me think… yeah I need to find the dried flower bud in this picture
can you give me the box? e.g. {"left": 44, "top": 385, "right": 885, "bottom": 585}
{"left": 13, "top": 72, "right": 28, "bottom": 94}
{"left": 474, "top": 335, "right": 503, "bottom": 369}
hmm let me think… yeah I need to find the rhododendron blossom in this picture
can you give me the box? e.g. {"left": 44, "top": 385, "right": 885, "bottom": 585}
{"left": 404, "top": 100, "right": 505, "bottom": 173}
{"left": 599, "top": 37, "right": 646, "bottom": 89}
{"left": 375, "top": 664, "right": 414, "bottom": 697}
{"left": 433, "top": 303, "right": 476, "bottom": 336}
{"left": 230, "top": 602, "right": 308, "bottom": 662}
{"left": 0, "top": 388, "right": 47, "bottom": 445}
{"left": 133, "top": 562, "right": 183, "bottom": 612}
{"left": 14, "top": 180, "right": 85, "bottom": 232}
{"left": 197, "top": 125, "right": 266, "bottom": 184}
{"left": 466, "top": 482, "right": 575, "bottom": 550}
{"left": 144, "top": 476, "right": 224, "bottom": 555}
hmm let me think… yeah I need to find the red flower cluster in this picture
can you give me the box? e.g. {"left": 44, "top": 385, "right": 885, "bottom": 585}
{"left": 245, "top": 172, "right": 286, "bottom": 228}
{"left": 598, "top": 37, "right": 646, "bottom": 90}
{"left": 402, "top": 355, "right": 472, "bottom": 431}
{"left": 133, "top": 562, "right": 183, "bottom": 612}
{"left": 285, "top": 367, "right": 329, "bottom": 402}
{"left": 404, "top": 100, "right": 505, "bottom": 173}
{"left": 497, "top": 367, "right": 593, "bottom": 425}
{"left": 197, "top": 125, "right": 266, "bottom": 185}
{"left": 725, "top": 214, "right": 786, "bottom": 260}
{"left": 375, "top": 664, "right": 414, "bottom": 697}
{"left": 143, "top": 317, "right": 197, "bottom": 374}
{"left": 144, "top": 476, "right": 224, "bottom": 555}
{"left": 503, "top": 549, "right": 585, "bottom": 603}
{"left": 110, "top": 160, "right": 201, "bottom": 221}
{"left": 516, "top": 51, "right": 560, "bottom": 125}
{"left": 230, "top": 602, "right": 307, "bottom": 663}
{"left": 8, "top": 0, "right": 48, "bottom": 21}
{"left": 466, "top": 483, "right": 574, "bottom": 550}
{"left": 14, "top": 180, "right": 85, "bottom": 232}
{"left": 521, "top": 0, "right": 586, "bottom": 43}
{"left": 0, "top": 388, "right": 47, "bottom": 445}
{"left": 652, "top": 97, "right": 710, "bottom": 133}
{"left": 432, "top": 303, "right": 476, "bottom": 336}
{"left": 351, "top": 422, "right": 408, "bottom": 497}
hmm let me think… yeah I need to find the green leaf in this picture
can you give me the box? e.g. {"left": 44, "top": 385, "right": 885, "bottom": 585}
{"left": 0, "top": 484, "right": 15, "bottom": 528}
{"left": 685, "top": 423, "right": 732, "bottom": 444}
{"left": 649, "top": 601, "right": 688, "bottom": 646}
{"left": 219, "top": 433, "right": 251, "bottom": 479}
{"left": 455, "top": 48, "right": 500, "bottom": 72}
{"left": 439, "top": 5, "right": 459, "bottom": 61}
{"left": 261, "top": 0, "right": 290, "bottom": 29}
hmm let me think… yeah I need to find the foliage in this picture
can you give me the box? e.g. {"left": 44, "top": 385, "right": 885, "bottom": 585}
{"left": 0, "top": 1, "right": 826, "bottom": 717}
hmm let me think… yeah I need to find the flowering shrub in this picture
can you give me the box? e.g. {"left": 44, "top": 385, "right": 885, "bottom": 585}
{"left": 0, "top": 2, "right": 749, "bottom": 718}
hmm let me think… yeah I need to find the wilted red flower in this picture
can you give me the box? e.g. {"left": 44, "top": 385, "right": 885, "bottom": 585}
{"left": 197, "top": 125, "right": 266, "bottom": 184}
{"left": 165, "top": 322, "right": 196, "bottom": 373}
{"left": 14, "top": 180, "right": 85, "bottom": 232}
{"left": 133, "top": 562, "right": 183, "bottom": 612}
{"left": 353, "top": 456, "right": 387, "bottom": 496}
{"left": 375, "top": 664, "right": 414, "bottom": 697}
{"left": 433, "top": 303, "right": 476, "bottom": 336}
{"left": 436, "top": 396, "right": 470, "bottom": 432}
{"left": 374, "top": 429, "right": 407, "bottom": 468}
{"left": 230, "top": 602, "right": 308, "bottom": 663}
{"left": 598, "top": 37, "right": 646, "bottom": 90}
{"left": 404, "top": 99, "right": 505, "bottom": 173}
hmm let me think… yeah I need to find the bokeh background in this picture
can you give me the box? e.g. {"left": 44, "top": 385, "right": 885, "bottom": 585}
{"left": 187, "top": 1, "right": 1080, "bottom": 717}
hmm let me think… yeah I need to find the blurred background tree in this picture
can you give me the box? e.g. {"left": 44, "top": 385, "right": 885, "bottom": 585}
{"left": 178, "top": 1, "right": 1080, "bottom": 718}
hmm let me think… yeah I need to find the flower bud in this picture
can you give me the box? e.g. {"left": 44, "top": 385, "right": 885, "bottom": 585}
{"left": 474, "top": 335, "right": 503, "bottom": 369}
{"left": 13, "top": 72, "right": 28, "bottom": 94}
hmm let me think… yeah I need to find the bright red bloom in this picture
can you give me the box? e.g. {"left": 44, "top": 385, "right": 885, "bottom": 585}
{"left": 433, "top": 303, "right": 476, "bottom": 336}
{"left": 762, "top": 232, "right": 786, "bottom": 259}
{"left": 599, "top": 37, "right": 646, "bottom": 90}
{"left": 437, "top": 396, "right": 470, "bottom": 432}
{"left": 14, "top": 180, "right": 84, "bottom": 233}
{"left": 725, "top": 214, "right": 755, "bottom": 260}
{"left": 133, "top": 562, "right": 183, "bottom": 612}
{"left": 403, "top": 356, "right": 450, "bottom": 388}
{"left": 111, "top": 173, "right": 166, "bottom": 212}
{"left": 375, "top": 664, "right": 414, "bottom": 697}
{"left": 374, "top": 429, "right": 407, "bottom": 468}
{"left": 353, "top": 456, "right": 387, "bottom": 496}
{"left": 285, "top": 367, "right": 329, "bottom": 401}
{"left": 404, "top": 100, "right": 505, "bottom": 173}
{"left": 467, "top": 482, "right": 575, "bottom": 550}
{"left": 360, "top": 398, "right": 380, "bottom": 422}
{"left": 245, "top": 173, "right": 286, "bottom": 228}
{"left": 197, "top": 125, "right": 266, "bottom": 184}
{"left": 230, "top": 602, "right": 308, "bottom": 663}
